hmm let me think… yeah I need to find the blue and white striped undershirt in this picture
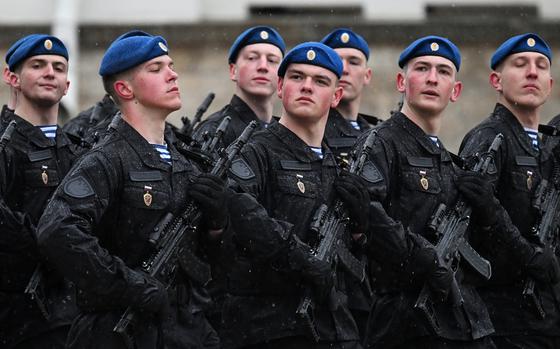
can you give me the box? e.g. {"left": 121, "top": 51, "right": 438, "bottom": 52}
{"left": 524, "top": 127, "right": 539, "bottom": 151}
{"left": 151, "top": 143, "right": 172, "bottom": 164}
{"left": 428, "top": 135, "right": 440, "bottom": 148}
{"left": 349, "top": 120, "right": 360, "bottom": 131}
{"left": 309, "top": 146, "right": 323, "bottom": 159}
{"left": 38, "top": 125, "right": 57, "bottom": 139}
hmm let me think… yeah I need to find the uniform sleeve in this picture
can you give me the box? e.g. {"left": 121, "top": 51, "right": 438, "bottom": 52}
{"left": 0, "top": 146, "right": 36, "bottom": 252}
{"left": 226, "top": 143, "right": 294, "bottom": 264}
{"left": 36, "top": 151, "right": 159, "bottom": 309}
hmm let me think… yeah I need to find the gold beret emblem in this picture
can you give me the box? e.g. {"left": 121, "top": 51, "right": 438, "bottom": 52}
{"left": 340, "top": 32, "right": 350, "bottom": 44}
{"left": 44, "top": 39, "right": 53, "bottom": 50}
{"left": 430, "top": 42, "right": 439, "bottom": 52}
{"left": 260, "top": 31, "right": 269, "bottom": 40}
{"left": 306, "top": 49, "right": 316, "bottom": 61}
{"left": 158, "top": 42, "right": 168, "bottom": 52}
{"left": 527, "top": 38, "right": 536, "bottom": 47}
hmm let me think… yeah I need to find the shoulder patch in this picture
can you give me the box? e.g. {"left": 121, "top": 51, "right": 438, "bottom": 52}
{"left": 63, "top": 176, "right": 94, "bottom": 198}
{"left": 360, "top": 161, "right": 383, "bottom": 183}
{"left": 229, "top": 158, "right": 255, "bottom": 180}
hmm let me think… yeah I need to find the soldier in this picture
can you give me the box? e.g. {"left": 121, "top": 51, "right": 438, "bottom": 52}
{"left": 222, "top": 42, "right": 367, "bottom": 349}
{"left": 36, "top": 30, "right": 224, "bottom": 349}
{"left": 0, "top": 34, "right": 81, "bottom": 348}
{"left": 320, "top": 28, "right": 380, "bottom": 338}
{"left": 459, "top": 33, "right": 560, "bottom": 348}
{"left": 193, "top": 25, "right": 285, "bottom": 148}
{"left": 358, "top": 36, "right": 495, "bottom": 348}
{"left": 320, "top": 28, "right": 381, "bottom": 167}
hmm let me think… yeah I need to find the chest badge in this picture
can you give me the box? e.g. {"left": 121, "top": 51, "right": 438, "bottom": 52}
{"left": 296, "top": 174, "right": 305, "bottom": 194}
{"left": 419, "top": 170, "right": 429, "bottom": 191}
{"left": 526, "top": 171, "right": 533, "bottom": 190}
{"left": 41, "top": 165, "right": 49, "bottom": 185}
{"left": 143, "top": 185, "right": 153, "bottom": 207}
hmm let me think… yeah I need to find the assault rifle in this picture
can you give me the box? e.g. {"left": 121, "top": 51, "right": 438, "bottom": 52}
{"left": 179, "top": 92, "right": 215, "bottom": 136}
{"left": 414, "top": 133, "right": 503, "bottom": 335}
{"left": 522, "top": 124, "right": 560, "bottom": 318}
{"left": 296, "top": 129, "right": 377, "bottom": 342}
{"left": 181, "top": 116, "right": 231, "bottom": 171}
{"left": 113, "top": 120, "right": 257, "bottom": 344}
{"left": 0, "top": 120, "right": 16, "bottom": 150}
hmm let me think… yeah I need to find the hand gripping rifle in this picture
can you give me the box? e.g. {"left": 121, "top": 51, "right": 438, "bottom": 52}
{"left": 522, "top": 124, "right": 560, "bottom": 318}
{"left": 414, "top": 133, "right": 503, "bottom": 335}
{"left": 296, "top": 129, "right": 377, "bottom": 342}
{"left": 179, "top": 92, "right": 215, "bottom": 136}
{"left": 113, "top": 121, "right": 257, "bottom": 342}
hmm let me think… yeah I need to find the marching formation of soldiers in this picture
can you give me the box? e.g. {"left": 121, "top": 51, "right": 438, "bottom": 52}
{"left": 1, "top": 25, "right": 559, "bottom": 349}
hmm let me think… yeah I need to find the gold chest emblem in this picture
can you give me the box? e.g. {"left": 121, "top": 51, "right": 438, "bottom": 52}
{"left": 419, "top": 170, "right": 429, "bottom": 190}
{"left": 143, "top": 185, "right": 153, "bottom": 207}
{"left": 41, "top": 165, "right": 49, "bottom": 185}
{"left": 296, "top": 174, "right": 305, "bottom": 194}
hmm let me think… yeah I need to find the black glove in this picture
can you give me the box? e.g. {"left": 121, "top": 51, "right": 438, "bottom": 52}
{"left": 456, "top": 172, "right": 499, "bottom": 227}
{"left": 407, "top": 233, "right": 453, "bottom": 302}
{"left": 128, "top": 272, "right": 169, "bottom": 321}
{"left": 289, "top": 242, "right": 334, "bottom": 302}
{"left": 187, "top": 173, "right": 228, "bottom": 230}
{"left": 335, "top": 171, "right": 370, "bottom": 234}
{"left": 527, "top": 246, "right": 560, "bottom": 285}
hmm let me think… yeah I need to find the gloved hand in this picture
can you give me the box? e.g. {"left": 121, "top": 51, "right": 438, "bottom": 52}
{"left": 130, "top": 273, "right": 169, "bottom": 321}
{"left": 407, "top": 233, "right": 453, "bottom": 302}
{"left": 187, "top": 173, "right": 228, "bottom": 230}
{"left": 335, "top": 171, "right": 370, "bottom": 234}
{"left": 289, "top": 242, "right": 334, "bottom": 302}
{"left": 456, "top": 172, "right": 499, "bottom": 227}
{"left": 527, "top": 246, "right": 560, "bottom": 285}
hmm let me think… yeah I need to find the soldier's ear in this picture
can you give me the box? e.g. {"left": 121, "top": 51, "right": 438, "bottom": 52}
{"left": 229, "top": 63, "right": 237, "bottom": 82}
{"left": 489, "top": 71, "right": 502, "bottom": 92}
{"left": 113, "top": 80, "right": 134, "bottom": 101}
{"left": 396, "top": 71, "right": 406, "bottom": 93}
{"left": 450, "top": 81, "right": 462, "bottom": 102}
{"left": 8, "top": 72, "right": 20, "bottom": 89}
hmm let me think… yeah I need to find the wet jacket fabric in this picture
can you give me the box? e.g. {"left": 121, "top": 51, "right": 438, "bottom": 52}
{"left": 0, "top": 109, "right": 82, "bottom": 348}
{"left": 36, "top": 117, "right": 218, "bottom": 349}
{"left": 222, "top": 122, "right": 360, "bottom": 348}
{"left": 359, "top": 112, "right": 494, "bottom": 348}
{"left": 459, "top": 103, "right": 560, "bottom": 338}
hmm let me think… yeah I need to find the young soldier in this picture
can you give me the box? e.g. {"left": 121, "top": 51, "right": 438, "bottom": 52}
{"left": 193, "top": 26, "right": 285, "bottom": 148}
{"left": 36, "top": 30, "right": 224, "bottom": 349}
{"left": 222, "top": 42, "right": 368, "bottom": 348}
{"left": 0, "top": 34, "right": 81, "bottom": 348}
{"left": 320, "top": 28, "right": 381, "bottom": 166}
{"left": 359, "top": 36, "right": 495, "bottom": 348}
{"left": 459, "top": 33, "right": 560, "bottom": 348}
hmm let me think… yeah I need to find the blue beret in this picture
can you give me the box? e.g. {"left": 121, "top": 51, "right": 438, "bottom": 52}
{"left": 278, "top": 42, "right": 343, "bottom": 79}
{"left": 99, "top": 30, "right": 169, "bottom": 76}
{"left": 399, "top": 35, "right": 461, "bottom": 71}
{"left": 6, "top": 34, "right": 68, "bottom": 72}
{"left": 490, "top": 33, "right": 552, "bottom": 70}
{"left": 320, "top": 28, "right": 370, "bottom": 60}
{"left": 228, "top": 26, "right": 286, "bottom": 63}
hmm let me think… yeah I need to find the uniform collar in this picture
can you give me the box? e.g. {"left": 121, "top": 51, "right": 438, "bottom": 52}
{"left": 392, "top": 111, "right": 447, "bottom": 156}
{"left": 112, "top": 115, "right": 176, "bottom": 171}
{"left": 229, "top": 94, "right": 262, "bottom": 126}
{"left": 4, "top": 110, "right": 73, "bottom": 149}
{"left": 493, "top": 103, "right": 550, "bottom": 160}
{"left": 268, "top": 122, "right": 336, "bottom": 165}
{"left": 327, "top": 108, "right": 358, "bottom": 136}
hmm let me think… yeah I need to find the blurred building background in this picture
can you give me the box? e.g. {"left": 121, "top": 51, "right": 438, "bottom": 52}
{"left": 1, "top": 0, "right": 560, "bottom": 151}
